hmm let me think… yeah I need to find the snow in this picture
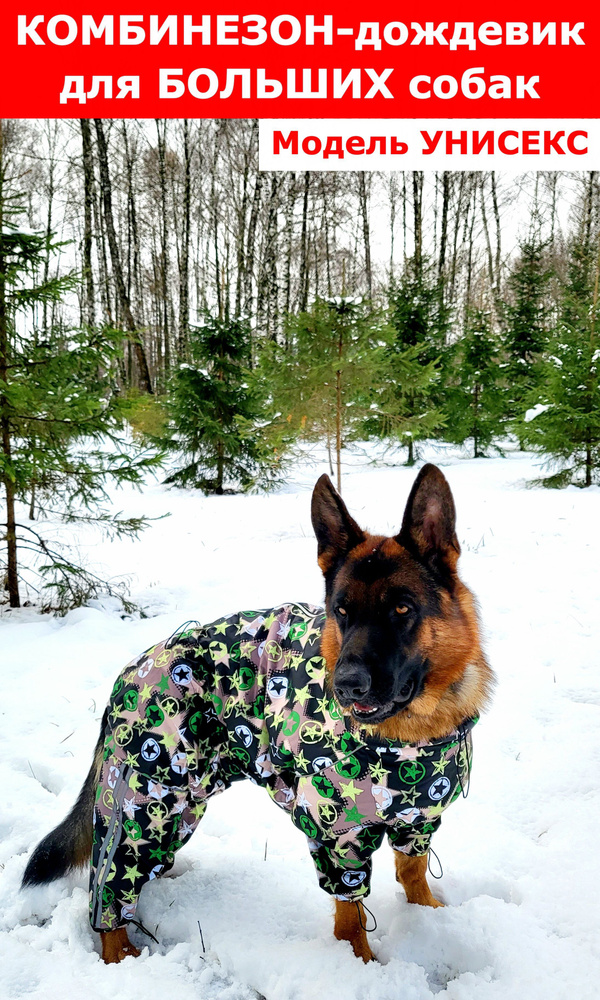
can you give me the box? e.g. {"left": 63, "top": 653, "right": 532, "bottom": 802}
{"left": 524, "top": 403, "right": 551, "bottom": 423}
{"left": 1, "top": 441, "right": 599, "bottom": 1000}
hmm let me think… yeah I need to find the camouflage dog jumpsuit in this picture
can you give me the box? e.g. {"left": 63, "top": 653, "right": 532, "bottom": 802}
{"left": 90, "top": 603, "right": 475, "bottom": 931}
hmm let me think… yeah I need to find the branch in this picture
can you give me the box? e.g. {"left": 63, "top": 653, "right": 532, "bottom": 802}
{"left": 11, "top": 414, "right": 95, "bottom": 426}
{"left": 15, "top": 522, "right": 54, "bottom": 545}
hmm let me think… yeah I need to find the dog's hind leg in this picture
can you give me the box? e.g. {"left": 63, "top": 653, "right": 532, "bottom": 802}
{"left": 333, "top": 900, "right": 374, "bottom": 962}
{"left": 393, "top": 852, "right": 443, "bottom": 908}
{"left": 100, "top": 928, "right": 141, "bottom": 964}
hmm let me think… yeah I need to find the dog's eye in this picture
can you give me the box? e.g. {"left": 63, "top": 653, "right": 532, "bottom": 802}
{"left": 336, "top": 606, "right": 347, "bottom": 617}
{"left": 395, "top": 605, "right": 409, "bottom": 616}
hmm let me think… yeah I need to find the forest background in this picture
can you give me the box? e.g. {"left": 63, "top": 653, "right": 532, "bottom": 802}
{"left": 1, "top": 118, "right": 599, "bottom": 611}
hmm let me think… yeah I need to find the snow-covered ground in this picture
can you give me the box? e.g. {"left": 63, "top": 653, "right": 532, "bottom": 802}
{"left": 1, "top": 442, "right": 599, "bottom": 1000}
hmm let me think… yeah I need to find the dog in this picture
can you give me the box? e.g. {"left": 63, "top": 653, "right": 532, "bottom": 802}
{"left": 22, "top": 463, "right": 493, "bottom": 964}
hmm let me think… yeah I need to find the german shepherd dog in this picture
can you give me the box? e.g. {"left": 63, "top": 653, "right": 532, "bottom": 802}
{"left": 22, "top": 464, "right": 493, "bottom": 965}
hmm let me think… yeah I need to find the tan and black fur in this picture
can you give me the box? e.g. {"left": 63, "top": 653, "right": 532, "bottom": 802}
{"left": 22, "top": 463, "right": 493, "bottom": 965}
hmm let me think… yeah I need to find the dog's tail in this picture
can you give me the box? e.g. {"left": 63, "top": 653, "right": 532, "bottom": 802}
{"left": 21, "top": 711, "right": 106, "bottom": 888}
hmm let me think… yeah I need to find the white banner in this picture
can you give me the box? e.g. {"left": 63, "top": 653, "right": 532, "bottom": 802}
{"left": 259, "top": 119, "right": 600, "bottom": 171}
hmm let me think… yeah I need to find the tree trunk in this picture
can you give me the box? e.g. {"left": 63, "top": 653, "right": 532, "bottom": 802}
{"left": 94, "top": 174, "right": 112, "bottom": 326}
{"left": 479, "top": 174, "right": 501, "bottom": 320}
{"left": 388, "top": 174, "right": 398, "bottom": 278}
{"left": 121, "top": 122, "right": 144, "bottom": 332}
{"left": 299, "top": 171, "right": 310, "bottom": 312}
{"left": 212, "top": 163, "right": 222, "bottom": 320}
{"left": 282, "top": 174, "right": 296, "bottom": 324}
{"left": 216, "top": 439, "right": 225, "bottom": 494}
{"left": 583, "top": 172, "right": 596, "bottom": 278}
{"left": 42, "top": 123, "right": 57, "bottom": 334}
{"left": 80, "top": 119, "right": 96, "bottom": 328}
{"left": 93, "top": 119, "right": 153, "bottom": 393}
{"left": 29, "top": 448, "right": 37, "bottom": 520}
{"left": 0, "top": 121, "right": 20, "bottom": 605}
{"left": 0, "top": 432, "right": 19, "bottom": 606}
{"left": 326, "top": 423, "right": 334, "bottom": 476}
{"left": 358, "top": 173, "right": 372, "bottom": 299}
{"left": 402, "top": 174, "right": 407, "bottom": 261}
{"left": 438, "top": 171, "right": 450, "bottom": 292}
{"left": 479, "top": 172, "right": 501, "bottom": 315}
{"left": 490, "top": 172, "right": 502, "bottom": 292}
{"left": 585, "top": 439, "right": 592, "bottom": 487}
{"left": 155, "top": 120, "right": 171, "bottom": 380}
{"left": 479, "top": 175, "right": 495, "bottom": 289}
{"left": 449, "top": 173, "right": 466, "bottom": 300}
{"left": 244, "top": 164, "right": 263, "bottom": 320}
{"left": 463, "top": 187, "right": 477, "bottom": 326}
{"left": 257, "top": 174, "right": 280, "bottom": 339}
{"left": 178, "top": 119, "right": 192, "bottom": 356}
{"left": 234, "top": 129, "right": 251, "bottom": 319}
{"left": 322, "top": 176, "right": 332, "bottom": 297}
{"left": 412, "top": 172, "right": 424, "bottom": 275}
{"left": 586, "top": 225, "right": 600, "bottom": 486}
{"left": 336, "top": 325, "right": 343, "bottom": 493}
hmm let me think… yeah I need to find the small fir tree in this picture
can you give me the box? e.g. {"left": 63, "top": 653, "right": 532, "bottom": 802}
{"left": 163, "top": 314, "right": 281, "bottom": 494}
{"left": 389, "top": 255, "right": 451, "bottom": 359}
{"left": 272, "top": 297, "right": 382, "bottom": 491}
{"left": 521, "top": 236, "right": 600, "bottom": 487}
{"left": 503, "top": 234, "right": 554, "bottom": 426}
{"left": 362, "top": 343, "right": 444, "bottom": 464}
{"left": 384, "top": 256, "right": 451, "bottom": 463}
{"left": 445, "top": 309, "right": 504, "bottom": 457}
{"left": 1, "top": 121, "right": 160, "bottom": 610}
{"left": 0, "top": 227, "right": 159, "bottom": 609}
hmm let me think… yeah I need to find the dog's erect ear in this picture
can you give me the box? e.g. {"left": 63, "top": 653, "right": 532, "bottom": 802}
{"left": 311, "top": 475, "right": 365, "bottom": 577}
{"left": 396, "top": 464, "right": 460, "bottom": 577}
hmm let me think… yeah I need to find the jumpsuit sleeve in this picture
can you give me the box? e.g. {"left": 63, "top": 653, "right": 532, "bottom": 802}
{"left": 89, "top": 754, "right": 206, "bottom": 931}
{"left": 386, "top": 815, "right": 442, "bottom": 857}
{"left": 304, "top": 824, "right": 386, "bottom": 901}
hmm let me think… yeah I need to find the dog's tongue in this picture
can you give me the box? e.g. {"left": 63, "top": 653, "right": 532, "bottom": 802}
{"left": 354, "top": 702, "right": 374, "bottom": 712}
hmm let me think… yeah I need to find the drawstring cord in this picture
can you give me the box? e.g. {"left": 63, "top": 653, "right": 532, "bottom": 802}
{"left": 165, "top": 620, "right": 202, "bottom": 648}
{"left": 129, "top": 918, "right": 159, "bottom": 944}
{"left": 427, "top": 722, "right": 473, "bottom": 882}
{"left": 427, "top": 848, "right": 444, "bottom": 880}
{"left": 355, "top": 900, "right": 378, "bottom": 932}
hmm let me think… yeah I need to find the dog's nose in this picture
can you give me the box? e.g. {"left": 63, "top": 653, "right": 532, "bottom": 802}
{"left": 334, "top": 662, "right": 371, "bottom": 702}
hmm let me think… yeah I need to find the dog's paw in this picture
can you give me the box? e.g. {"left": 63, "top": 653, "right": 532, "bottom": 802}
{"left": 106, "top": 940, "right": 142, "bottom": 964}
{"left": 353, "top": 941, "right": 376, "bottom": 963}
{"left": 100, "top": 928, "right": 142, "bottom": 963}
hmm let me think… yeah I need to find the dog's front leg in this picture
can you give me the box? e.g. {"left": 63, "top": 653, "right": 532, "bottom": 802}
{"left": 333, "top": 900, "right": 374, "bottom": 962}
{"left": 394, "top": 852, "right": 443, "bottom": 908}
{"left": 100, "top": 927, "right": 141, "bottom": 963}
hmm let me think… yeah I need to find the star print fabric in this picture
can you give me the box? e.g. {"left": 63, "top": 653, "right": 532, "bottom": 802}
{"left": 89, "top": 603, "right": 475, "bottom": 929}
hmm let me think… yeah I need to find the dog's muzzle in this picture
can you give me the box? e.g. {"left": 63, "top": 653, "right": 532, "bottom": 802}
{"left": 334, "top": 660, "right": 418, "bottom": 723}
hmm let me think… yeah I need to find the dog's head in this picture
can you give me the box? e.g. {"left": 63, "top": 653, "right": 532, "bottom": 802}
{"left": 311, "top": 465, "right": 484, "bottom": 732}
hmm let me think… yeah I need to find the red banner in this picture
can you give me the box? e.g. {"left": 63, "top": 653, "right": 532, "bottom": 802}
{"left": 0, "top": 2, "right": 595, "bottom": 119}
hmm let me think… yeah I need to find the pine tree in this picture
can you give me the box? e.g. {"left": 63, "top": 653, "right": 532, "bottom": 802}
{"left": 503, "top": 233, "right": 554, "bottom": 425}
{"left": 164, "top": 313, "right": 281, "bottom": 493}
{"left": 0, "top": 241, "right": 158, "bottom": 610}
{"left": 363, "top": 344, "right": 444, "bottom": 462}
{"left": 444, "top": 309, "right": 504, "bottom": 457}
{"left": 272, "top": 297, "right": 381, "bottom": 491}
{"left": 521, "top": 235, "right": 600, "bottom": 487}
{"left": 389, "top": 255, "right": 450, "bottom": 359}
{"left": 383, "top": 256, "right": 450, "bottom": 464}
{"left": 0, "top": 122, "right": 159, "bottom": 610}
